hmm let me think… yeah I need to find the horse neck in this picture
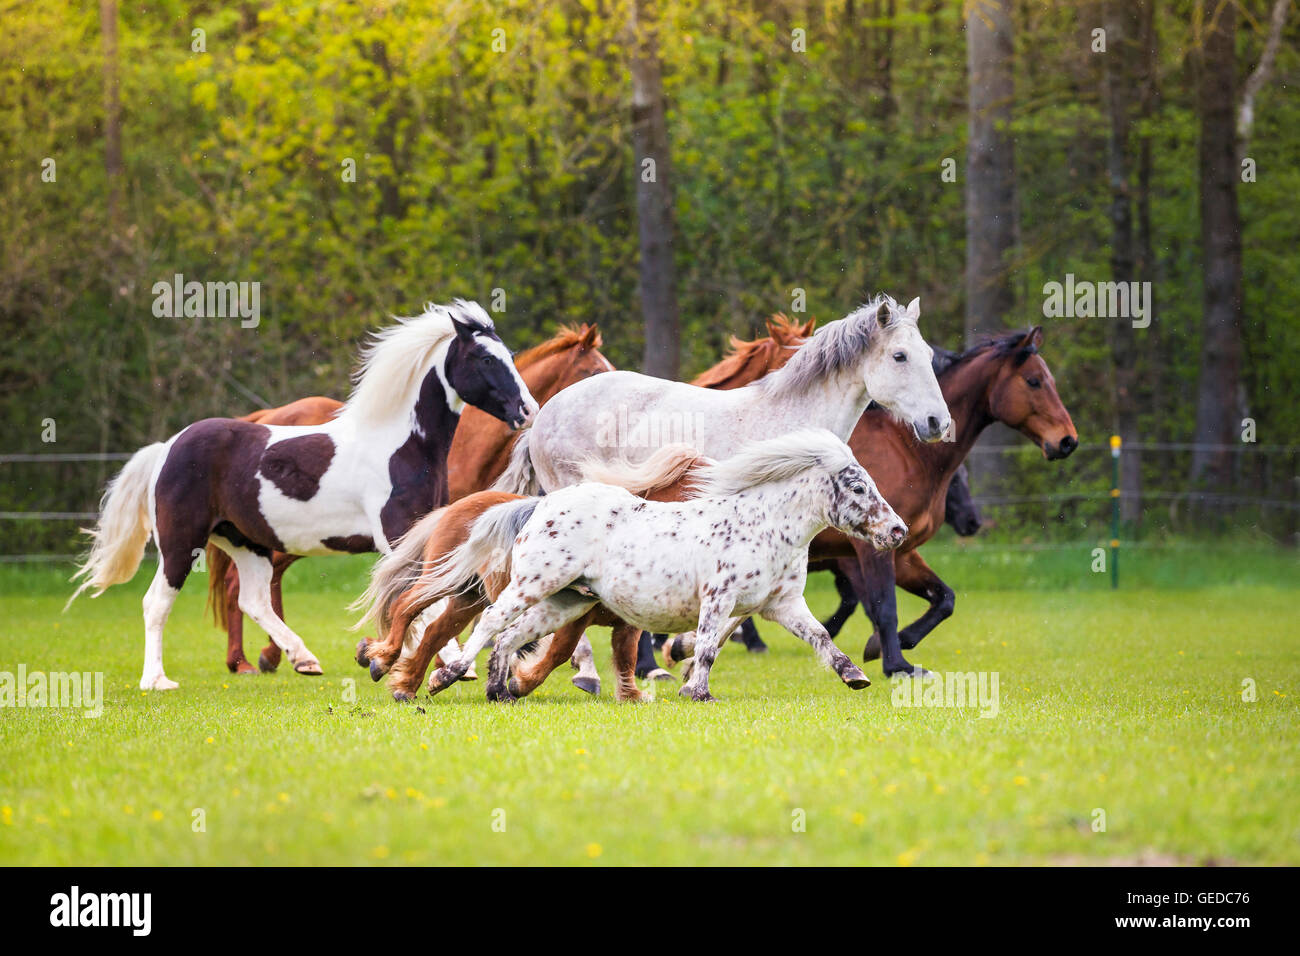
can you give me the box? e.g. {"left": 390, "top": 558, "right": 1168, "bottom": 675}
{"left": 749, "top": 364, "right": 868, "bottom": 442}
{"left": 408, "top": 358, "right": 462, "bottom": 455}
{"left": 736, "top": 474, "right": 829, "bottom": 548}
{"left": 519, "top": 350, "right": 577, "bottom": 404}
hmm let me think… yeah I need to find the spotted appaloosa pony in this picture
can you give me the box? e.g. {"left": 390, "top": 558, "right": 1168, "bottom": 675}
{"left": 665, "top": 327, "right": 1078, "bottom": 676}
{"left": 68, "top": 300, "right": 538, "bottom": 690}
{"left": 209, "top": 325, "right": 612, "bottom": 676}
{"left": 388, "top": 430, "right": 906, "bottom": 702}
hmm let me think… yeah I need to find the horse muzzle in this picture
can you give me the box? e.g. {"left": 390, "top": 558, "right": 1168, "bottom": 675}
{"left": 913, "top": 415, "right": 951, "bottom": 444}
{"left": 1043, "top": 434, "right": 1078, "bottom": 460}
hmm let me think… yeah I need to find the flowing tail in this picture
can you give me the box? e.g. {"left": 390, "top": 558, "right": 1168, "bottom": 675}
{"left": 349, "top": 506, "right": 449, "bottom": 636}
{"left": 576, "top": 443, "right": 713, "bottom": 497}
{"left": 407, "top": 497, "right": 540, "bottom": 611}
{"left": 67, "top": 441, "right": 167, "bottom": 608}
{"left": 490, "top": 429, "right": 541, "bottom": 495}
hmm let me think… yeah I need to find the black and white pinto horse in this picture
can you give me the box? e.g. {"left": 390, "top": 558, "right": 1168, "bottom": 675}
{"left": 68, "top": 300, "right": 537, "bottom": 690}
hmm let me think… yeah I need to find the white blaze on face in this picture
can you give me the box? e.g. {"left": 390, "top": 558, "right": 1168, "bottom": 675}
{"left": 479, "top": 333, "right": 539, "bottom": 415}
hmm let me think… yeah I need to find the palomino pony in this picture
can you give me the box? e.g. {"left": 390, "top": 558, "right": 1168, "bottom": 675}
{"left": 68, "top": 301, "right": 537, "bottom": 690}
{"left": 383, "top": 430, "right": 907, "bottom": 702}
{"left": 665, "top": 327, "right": 1078, "bottom": 676}
{"left": 210, "top": 325, "right": 611, "bottom": 675}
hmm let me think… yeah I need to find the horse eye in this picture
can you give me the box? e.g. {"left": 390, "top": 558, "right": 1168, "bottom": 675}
{"left": 893, "top": 352, "right": 907, "bottom": 363}
{"left": 1026, "top": 376, "right": 1041, "bottom": 388}
{"left": 851, "top": 483, "right": 866, "bottom": 495}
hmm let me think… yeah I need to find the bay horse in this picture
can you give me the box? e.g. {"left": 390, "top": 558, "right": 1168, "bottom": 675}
{"left": 373, "top": 431, "right": 906, "bottom": 702}
{"left": 209, "top": 325, "right": 611, "bottom": 676}
{"left": 665, "top": 327, "right": 1078, "bottom": 676}
{"left": 67, "top": 301, "right": 537, "bottom": 690}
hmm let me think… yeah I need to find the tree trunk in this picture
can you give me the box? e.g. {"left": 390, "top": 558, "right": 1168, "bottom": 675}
{"left": 1190, "top": 1, "right": 1243, "bottom": 489}
{"left": 629, "top": 0, "right": 680, "bottom": 380}
{"left": 1104, "top": 0, "right": 1145, "bottom": 525}
{"left": 964, "top": 0, "right": 1017, "bottom": 342}
{"left": 964, "top": 0, "right": 1018, "bottom": 495}
{"left": 99, "top": 0, "right": 123, "bottom": 236}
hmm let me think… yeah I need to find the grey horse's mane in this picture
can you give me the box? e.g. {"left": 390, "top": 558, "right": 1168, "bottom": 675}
{"left": 689, "top": 429, "right": 857, "bottom": 497}
{"left": 758, "top": 294, "right": 903, "bottom": 395}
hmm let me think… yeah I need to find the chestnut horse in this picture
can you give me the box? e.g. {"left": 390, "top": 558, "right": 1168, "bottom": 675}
{"left": 209, "top": 325, "right": 611, "bottom": 675}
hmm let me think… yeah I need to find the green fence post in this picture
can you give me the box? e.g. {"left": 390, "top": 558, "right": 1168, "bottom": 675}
{"left": 1110, "top": 434, "right": 1121, "bottom": 590}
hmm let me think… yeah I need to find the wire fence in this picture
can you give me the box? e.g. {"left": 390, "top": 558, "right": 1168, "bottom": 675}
{"left": 0, "top": 441, "right": 1296, "bottom": 564}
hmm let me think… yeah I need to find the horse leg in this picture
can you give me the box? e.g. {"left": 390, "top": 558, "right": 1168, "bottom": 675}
{"left": 610, "top": 623, "right": 648, "bottom": 702}
{"left": 679, "top": 605, "right": 742, "bottom": 702}
{"left": 223, "top": 564, "right": 256, "bottom": 675}
{"left": 821, "top": 560, "right": 862, "bottom": 639}
{"left": 762, "top": 598, "right": 870, "bottom": 689}
{"left": 568, "top": 632, "right": 601, "bottom": 696}
{"left": 215, "top": 544, "right": 322, "bottom": 676}
{"left": 852, "top": 544, "right": 924, "bottom": 677}
{"left": 485, "top": 596, "right": 596, "bottom": 702}
{"left": 507, "top": 617, "right": 588, "bottom": 699}
{"left": 140, "top": 563, "right": 184, "bottom": 690}
{"left": 388, "top": 595, "right": 482, "bottom": 701}
{"left": 734, "top": 618, "right": 768, "bottom": 653}
{"left": 427, "top": 581, "right": 541, "bottom": 695}
{"left": 894, "top": 550, "right": 955, "bottom": 652}
{"left": 634, "top": 631, "right": 672, "bottom": 680}
{"left": 258, "top": 553, "right": 297, "bottom": 673}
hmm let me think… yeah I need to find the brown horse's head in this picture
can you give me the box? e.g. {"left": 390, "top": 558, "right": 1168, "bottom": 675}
{"left": 983, "top": 327, "right": 1078, "bottom": 460}
{"left": 514, "top": 324, "right": 612, "bottom": 402}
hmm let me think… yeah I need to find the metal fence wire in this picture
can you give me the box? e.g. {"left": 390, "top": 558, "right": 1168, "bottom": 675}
{"left": 1, "top": 442, "right": 1296, "bottom": 565}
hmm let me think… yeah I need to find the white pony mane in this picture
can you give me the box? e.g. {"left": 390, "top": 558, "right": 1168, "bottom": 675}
{"left": 689, "top": 429, "right": 857, "bottom": 497}
{"left": 759, "top": 294, "right": 907, "bottom": 395}
{"left": 340, "top": 299, "right": 495, "bottom": 425}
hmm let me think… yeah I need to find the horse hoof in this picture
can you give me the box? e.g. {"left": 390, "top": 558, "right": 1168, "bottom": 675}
{"left": 746, "top": 642, "right": 768, "bottom": 654}
{"left": 462, "top": 660, "right": 478, "bottom": 681}
{"left": 294, "top": 660, "right": 323, "bottom": 676}
{"left": 863, "top": 633, "right": 882, "bottom": 662}
{"left": 368, "top": 659, "right": 388, "bottom": 683}
{"left": 485, "top": 685, "right": 516, "bottom": 704}
{"left": 258, "top": 652, "right": 279, "bottom": 673}
{"left": 392, "top": 689, "right": 416, "bottom": 703}
{"left": 140, "top": 675, "right": 179, "bottom": 691}
{"left": 645, "top": 667, "right": 674, "bottom": 682}
{"left": 661, "top": 637, "right": 681, "bottom": 666}
{"left": 844, "top": 674, "right": 871, "bottom": 690}
{"left": 230, "top": 661, "right": 258, "bottom": 675}
{"left": 506, "top": 676, "right": 524, "bottom": 698}
{"left": 679, "top": 686, "right": 715, "bottom": 703}
{"left": 427, "top": 667, "right": 457, "bottom": 696}
{"left": 354, "top": 639, "right": 372, "bottom": 668}
{"left": 571, "top": 675, "right": 601, "bottom": 696}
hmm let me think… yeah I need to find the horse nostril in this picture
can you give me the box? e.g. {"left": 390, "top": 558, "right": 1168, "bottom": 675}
{"left": 927, "top": 415, "right": 941, "bottom": 435}
{"left": 890, "top": 524, "right": 906, "bottom": 543}
{"left": 1059, "top": 435, "right": 1077, "bottom": 455}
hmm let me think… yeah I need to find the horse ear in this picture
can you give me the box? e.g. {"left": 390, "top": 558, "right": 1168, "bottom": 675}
{"left": 874, "top": 300, "right": 893, "bottom": 327}
{"left": 765, "top": 314, "right": 783, "bottom": 340}
{"left": 801, "top": 317, "right": 816, "bottom": 336}
{"left": 905, "top": 297, "right": 921, "bottom": 321}
{"left": 1021, "top": 325, "right": 1044, "bottom": 350}
{"left": 451, "top": 317, "right": 476, "bottom": 342}
{"left": 581, "top": 324, "right": 602, "bottom": 348}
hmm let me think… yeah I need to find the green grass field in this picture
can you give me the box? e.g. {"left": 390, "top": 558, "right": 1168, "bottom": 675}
{"left": 1, "top": 545, "right": 1297, "bottom": 866}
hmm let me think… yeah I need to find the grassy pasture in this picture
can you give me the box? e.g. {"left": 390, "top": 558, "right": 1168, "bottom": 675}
{"left": 0, "top": 546, "right": 1296, "bottom": 866}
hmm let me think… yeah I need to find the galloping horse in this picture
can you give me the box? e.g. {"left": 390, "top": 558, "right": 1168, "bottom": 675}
{"left": 664, "top": 327, "right": 1078, "bottom": 676}
{"left": 209, "top": 325, "right": 611, "bottom": 676}
{"left": 492, "top": 295, "right": 949, "bottom": 681}
{"left": 67, "top": 301, "right": 537, "bottom": 690}
{"left": 368, "top": 431, "right": 906, "bottom": 702}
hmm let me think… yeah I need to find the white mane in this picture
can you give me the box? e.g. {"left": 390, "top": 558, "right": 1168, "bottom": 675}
{"left": 759, "top": 294, "right": 907, "bottom": 395}
{"left": 339, "top": 299, "right": 494, "bottom": 426}
{"left": 689, "top": 429, "right": 857, "bottom": 497}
